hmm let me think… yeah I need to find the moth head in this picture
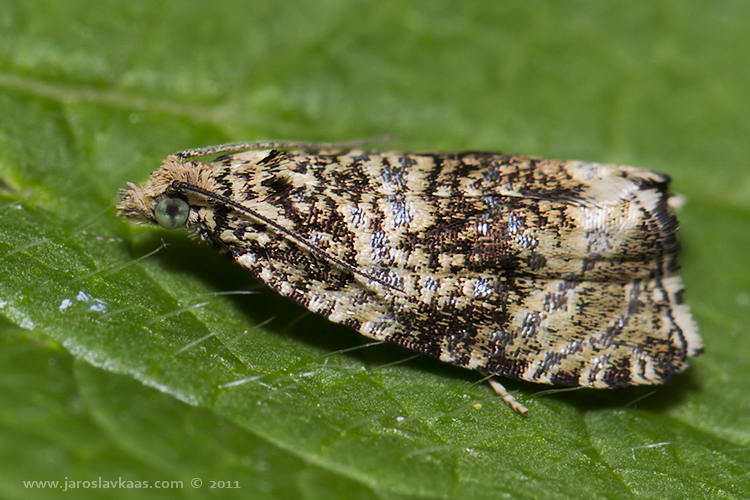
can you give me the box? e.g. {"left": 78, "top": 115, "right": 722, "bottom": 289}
{"left": 117, "top": 181, "right": 160, "bottom": 226}
{"left": 117, "top": 156, "right": 217, "bottom": 228}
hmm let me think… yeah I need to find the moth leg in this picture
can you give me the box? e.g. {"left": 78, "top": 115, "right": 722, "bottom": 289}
{"left": 488, "top": 379, "right": 529, "bottom": 416}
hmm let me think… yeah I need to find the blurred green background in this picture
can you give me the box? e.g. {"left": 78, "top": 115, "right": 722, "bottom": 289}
{"left": 1, "top": 1, "right": 749, "bottom": 499}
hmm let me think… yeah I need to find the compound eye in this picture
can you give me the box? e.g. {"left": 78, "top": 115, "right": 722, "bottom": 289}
{"left": 154, "top": 197, "right": 190, "bottom": 229}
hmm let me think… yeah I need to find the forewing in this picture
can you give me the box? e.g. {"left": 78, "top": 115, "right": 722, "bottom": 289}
{"left": 184, "top": 149, "right": 700, "bottom": 387}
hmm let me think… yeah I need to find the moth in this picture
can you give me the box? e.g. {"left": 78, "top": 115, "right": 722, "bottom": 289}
{"left": 117, "top": 141, "right": 703, "bottom": 414}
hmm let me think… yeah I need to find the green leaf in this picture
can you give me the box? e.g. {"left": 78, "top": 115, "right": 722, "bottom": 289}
{"left": 1, "top": 1, "right": 749, "bottom": 499}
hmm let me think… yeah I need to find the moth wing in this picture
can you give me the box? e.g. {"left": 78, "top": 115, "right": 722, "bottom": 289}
{"left": 330, "top": 183, "right": 699, "bottom": 387}
{"left": 184, "top": 150, "right": 701, "bottom": 388}
{"left": 227, "top": 235, "right": 699, "bottom": 388}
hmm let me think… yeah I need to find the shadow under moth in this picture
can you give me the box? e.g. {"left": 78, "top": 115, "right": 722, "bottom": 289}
{"left": 117, "top": 141, "right": 703, "bottom": 415}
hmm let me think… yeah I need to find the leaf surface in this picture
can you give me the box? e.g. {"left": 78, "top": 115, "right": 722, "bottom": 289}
{"left": 1, "top": 1, "right": 749, "bottom": 498}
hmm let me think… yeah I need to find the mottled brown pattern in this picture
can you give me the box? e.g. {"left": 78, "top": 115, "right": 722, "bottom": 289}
{"left": 118, "top": 142, "right": 703, "bottom": 413}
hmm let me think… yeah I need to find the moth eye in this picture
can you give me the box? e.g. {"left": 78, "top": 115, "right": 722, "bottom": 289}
{"left": 154, "top": 196, "right": 190, "bottom": 229}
